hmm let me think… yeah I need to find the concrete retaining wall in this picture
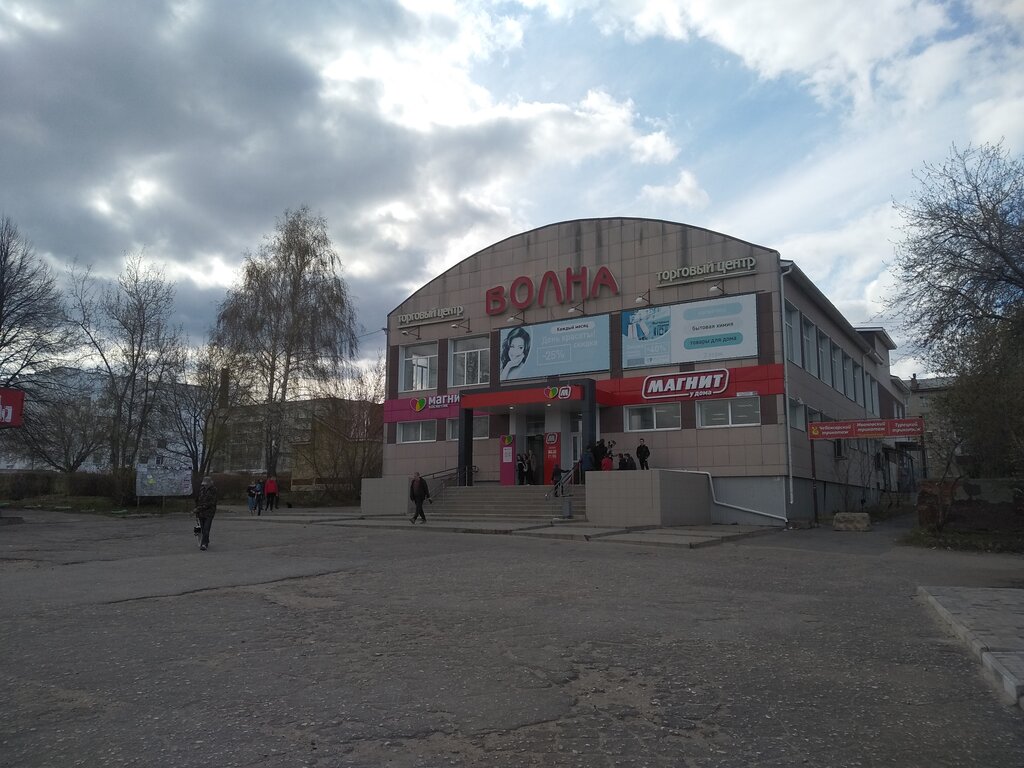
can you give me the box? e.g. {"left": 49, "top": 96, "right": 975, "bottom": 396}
{"left": 361, "top": 477, "right": 411, "bottom": 517}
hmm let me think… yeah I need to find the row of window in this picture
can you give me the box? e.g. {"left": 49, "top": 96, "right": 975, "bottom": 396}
{"left": 402, "top": 338, "right": 489, "bottom": 392}
{"left": 396, "top": 397, "right": 762, "bottom": 443}
{"left": 784, "top": 304, "right": 880, "bottom": 416}
{"left": 397, "top": 415, "right": 491, "bottom": 443}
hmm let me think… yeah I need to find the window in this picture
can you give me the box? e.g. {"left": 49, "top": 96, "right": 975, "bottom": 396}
{"left": 450, "top": 336, "right": 489, "bottom": 387}
{"left": 784, "top": 303, "right": 801, "bottom": 366}
{"left": 853, "top": 363, "right": 864, "bottom": 406}
{"left": 817, "top": 331, "right": 833, "bottom": 387}
{"left": 831, "top": 343, "right": 843, "bottom": 395}
{"left": 802, "top": 318, "right": 818, "bottom": 377}
{"left": 156, "top": 455, "right": 164, "bottom": 466}
{"left": 834, "top": 439, "right": 846, "bottom": 459}
{"left": 788, "top": 398, "right": 806, "bottom": 431}
{"left": 843, "top": 353, "right": 855, "bottom": 400}
{"left": 697, "top": 397, "right": 761, "bottom": 427}
{"left": 869, "top": 377, "right": 879, "bottom": 416}
{"left": 398, "top": 420, "right": 437, "bottom": 443}
{"left": 446, "top": 416, "right": 490, "bottom": 440}
{"left": 400, "top": 343, "right": 437, "bottom": 392}
{"left": 625, "top": 402, "right": 682, "bottom": 431}
{"left": 525, "top": 414, "right": 546, "bottom": 434}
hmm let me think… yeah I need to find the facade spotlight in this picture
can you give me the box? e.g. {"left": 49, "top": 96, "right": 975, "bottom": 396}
{"left": 635, "top": 290, "right": 651, "bottom": 305}
{"left": 400, "top": 326, "right": 421, "bottom": 340}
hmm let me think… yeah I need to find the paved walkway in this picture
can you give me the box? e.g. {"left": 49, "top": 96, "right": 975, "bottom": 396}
{"left": 919, "top": 586, "right": 1024, "bottom": 708}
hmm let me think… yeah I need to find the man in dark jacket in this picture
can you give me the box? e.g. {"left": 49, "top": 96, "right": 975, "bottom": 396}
{"left": 195, "top": 475, "right": 218, "bottom": 550}
{"left": 636, "top": 439, "right": 651, "bottom": 470}
{"left": 409, "top": 472, "right": 431, "bottom": 524}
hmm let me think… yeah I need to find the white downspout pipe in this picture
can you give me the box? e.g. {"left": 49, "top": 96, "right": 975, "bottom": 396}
{"left": 779, "top": 260, "right": 795, "bottom": 513}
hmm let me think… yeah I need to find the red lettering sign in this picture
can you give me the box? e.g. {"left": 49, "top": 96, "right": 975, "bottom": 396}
{"left": 485, "top": 266, "right": 620, "bottom": 315}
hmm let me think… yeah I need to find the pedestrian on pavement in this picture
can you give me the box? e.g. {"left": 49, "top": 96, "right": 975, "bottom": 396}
{"left": 246, "top": 478, "right": 258, "bottom": 515}
{"left": 254, "top": 476, "right": 265, "bottom": 515}
{"left": 409, "top": 471, "right": 431, "bottom": 524}
{"left": 195, "top": 475, "right": 218, "bottom": 551}
{"left": 264, "top": 475, "right": 279, "bottom": 511}
{"left": 551, "top": 463, "right": 563, "bottom": 497}
{"left": 601, "top": 453, "right": 614, "bottom": 471}
{"left": 516, "top": 454, "right": 527, "bottom": 485}
{"left": 636, "top": 438, "right": 651, "bottom": 470}
{"left": 581, "top": 446, "right": 594, "bottom": 484}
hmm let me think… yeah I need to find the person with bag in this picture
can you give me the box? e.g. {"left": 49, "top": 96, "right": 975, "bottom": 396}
{"left": 409, "top": 472, "right": 431, "bottom": 524}
{"left": 194, "top": 475, "right": 218, "bottom": 551}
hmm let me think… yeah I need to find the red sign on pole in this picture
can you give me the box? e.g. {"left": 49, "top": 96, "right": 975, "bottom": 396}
{"left": 0, "top": 388, "right": 25, "bottom": 428}
{"left": 808, "top": 418, "right": 924, "bottom": 440}
{"left": 543, "top": 431, "right": 561, "bottom": 485}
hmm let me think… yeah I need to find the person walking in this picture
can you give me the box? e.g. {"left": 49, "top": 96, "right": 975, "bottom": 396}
{"left": 264, "top": 475, "right": 279, "bottom": 511}
{"left": 194, "top": 475, "right": 218, "bottom": 551}
{"left": 516, "top": 454, "right": 527, "bottom": 485}
{"left": 636, "top": 438, "right": 651, "bottom": 470}
{"left": 551, "top": 463, "right": 563, "bottom": 497}
{"left": 254, "top": 476, "right": 265, "bottom": 515}
{"left": 409, "top": 471, "right": 431, "bottom": 524}
{"left": 246, "top": 478, "right": 258, "bottom": 515}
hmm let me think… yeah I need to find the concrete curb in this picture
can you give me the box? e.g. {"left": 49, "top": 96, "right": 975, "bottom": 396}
{"left": 918, "top": 586, "right": 1024, "bottom": 709}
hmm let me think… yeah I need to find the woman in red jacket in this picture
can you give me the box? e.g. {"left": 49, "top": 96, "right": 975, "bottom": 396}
{"left": 264, "top": 475, "right": 279, "bottom": 512}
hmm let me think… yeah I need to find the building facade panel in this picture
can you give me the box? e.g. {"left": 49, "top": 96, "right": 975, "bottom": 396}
{"left": 381, "top": 218, "right": 907, "bottom": 522}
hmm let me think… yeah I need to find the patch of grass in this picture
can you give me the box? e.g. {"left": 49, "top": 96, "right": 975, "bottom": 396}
{"left": 900, "top": 527, "right": 1024, "bottom": 554}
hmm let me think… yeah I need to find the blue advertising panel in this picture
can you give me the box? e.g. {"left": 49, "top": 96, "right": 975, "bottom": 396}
{"left": 621, "top": 294, "right": 758, "bottom": 368}
{"left": 499, "top": 315, "right": 610, "bottom": 382}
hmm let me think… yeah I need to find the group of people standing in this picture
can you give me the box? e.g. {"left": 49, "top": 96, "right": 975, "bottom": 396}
{"left": 246, "top": 475, "right": 280, "bottom": 515}
{"left": 580, "top": 438, "right": 652, "bottom": 478}
{"left": 515, "top": 450, "right": 540, "bottom": 485}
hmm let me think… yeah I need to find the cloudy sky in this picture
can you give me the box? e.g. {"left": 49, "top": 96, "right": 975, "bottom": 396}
{"left": 2, "top": 0, "right": 1022, "bottom": 376}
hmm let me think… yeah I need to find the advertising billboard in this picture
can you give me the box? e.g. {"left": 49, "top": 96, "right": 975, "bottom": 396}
{"left": 499, "top": 315, "right": 609, "bottom": 382}
{"left": 621, "top": 294, "right": 758, "bottom": 368}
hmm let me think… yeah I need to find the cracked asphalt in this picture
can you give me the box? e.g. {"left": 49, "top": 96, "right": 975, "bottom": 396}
{"left": 2, "top": 509, "right": 1022, "bottom": 767}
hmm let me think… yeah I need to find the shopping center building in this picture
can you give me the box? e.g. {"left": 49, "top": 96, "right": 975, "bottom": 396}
{"left": 362, "top": 218, "right": 911, "bottom": 525}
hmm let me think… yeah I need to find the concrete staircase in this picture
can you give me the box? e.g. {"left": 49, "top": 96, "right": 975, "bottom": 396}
{"left": 432, "top": 483, "right": 587, "bottom": 521}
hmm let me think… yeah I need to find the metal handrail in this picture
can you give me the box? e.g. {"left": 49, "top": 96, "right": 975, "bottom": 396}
{"left": 544, "top": 460, "right": 580, "bottom": 501}
{"left": 425, "top": 465, "right": 478, "bottom": 503}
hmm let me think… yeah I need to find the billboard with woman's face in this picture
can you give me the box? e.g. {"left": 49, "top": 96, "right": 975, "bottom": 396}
{"left": 499, "top": 316, "right": 610, "bottom": 382}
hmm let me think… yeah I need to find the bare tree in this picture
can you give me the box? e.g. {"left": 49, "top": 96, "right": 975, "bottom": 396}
{"left": 5, "top": 368, "right": 108, "bottom": 472}
{"left": 0, "top": 216, "right": 69, "bottom": 387}
{"left": 214, "top": 207, "right": 358, "bottom": 474}
{"left": 891, "top": 142, "right": 1024, "bottom": 476}
{"left": 164, "top": 342, "right": 253, "bottom": 491}
{"left": 67, "top": 255, "right": 184, "bottom": 482}
{"left": 929, "top": 317, "right": 1024, "bottom": 476}
{"left": 890, "top": 141, "right": 1024, "bottom": 350}
{"left": 295, "top": 356, "right": 384, "bottom": 500}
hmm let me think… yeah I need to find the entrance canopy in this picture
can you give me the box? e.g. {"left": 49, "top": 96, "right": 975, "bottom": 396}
{"left": 461, "top": 384, "right": 585, "bottom": 415}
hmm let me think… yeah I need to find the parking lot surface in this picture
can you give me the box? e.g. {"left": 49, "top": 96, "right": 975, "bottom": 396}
{"left": 2, "top": 509, "right": 1022, "bottom": 767}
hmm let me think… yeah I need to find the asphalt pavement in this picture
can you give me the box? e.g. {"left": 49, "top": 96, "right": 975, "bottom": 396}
{"left": 1, "top": 507, "right": 1022, "bottom": 767}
